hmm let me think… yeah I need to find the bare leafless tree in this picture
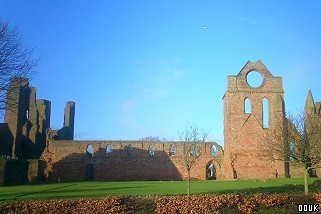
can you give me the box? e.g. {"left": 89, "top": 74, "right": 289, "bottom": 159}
{"left": 179, "top": 122, "right": 209, "bottom": 195}
{"left": 0, "top": 21, "right": 38, "bottom": 118}
{"left": 265, "top": 111, "right": 321, "bottom": 194}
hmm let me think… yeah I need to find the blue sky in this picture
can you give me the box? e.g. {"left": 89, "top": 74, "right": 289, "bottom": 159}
{"left": 1, "top": 1, "right": 321, "bottom": 145}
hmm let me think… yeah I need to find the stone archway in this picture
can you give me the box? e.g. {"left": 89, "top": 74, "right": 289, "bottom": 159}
{"left": 85, "top": 163, "right": 94, "bottom": 181}
{"left": 206, "top": 161, "right": 216, "bottom": 180}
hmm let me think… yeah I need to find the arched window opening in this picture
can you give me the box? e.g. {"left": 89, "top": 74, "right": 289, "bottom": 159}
{"left": 206, "top": 161, "right": 216, "bottom": 180}
{"left": 244, "top": 98, "right": 251, "bottom": 114}
{"left": 190, "top": 144, "right": 196, "bottom": 156}
{"left": 106, "top": 145, "right": 112, "bottom": 155}
{"left": 149, "top": 145, "right": 155, "bottom": 156}
{"left": 262, "top": 98, "right": 269, "bottom": 128}
{"left": 210, "top": 145, "right": 217, "bottom": 156}
{"left": 169, "top": 144, "right": 175, "bottom": 156}
{"left": 126, "top": 144, "right": 132, "bottom": 156}
{"left": 86, "top": 145, "right": 93, "bottom": 156}
{"left": 289, "top": 142, "right": 294, "bottom": 161}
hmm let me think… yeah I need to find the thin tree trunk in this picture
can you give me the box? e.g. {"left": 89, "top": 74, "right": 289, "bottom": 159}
{"left": 303, "top": 165, "right": 309, "bottom": 195}
{"left": 187, "top": 169, "right": 190, "bottom": 196}
{"left": 285, "top": 161, "right": 290, "bottom": 178}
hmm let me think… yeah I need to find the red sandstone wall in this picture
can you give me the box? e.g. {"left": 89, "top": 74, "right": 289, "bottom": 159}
{"left": 222, "top": 61, "right": 287, "bottom": 180}
{"left": 40, "top": 141, "right": 224, "bottom": 182}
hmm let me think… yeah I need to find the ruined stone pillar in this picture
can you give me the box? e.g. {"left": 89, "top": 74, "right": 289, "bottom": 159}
{"left": 28, "top": 87, "right": 38, "bottom": 144}
{"left": 36, "top": 99, "right": 51, "bottom": 156}
{"left": 4, "top": 78, "right": 29, "bottom": 159}
{"left": 63, "top": 101, "right": 75, "bottom": 140}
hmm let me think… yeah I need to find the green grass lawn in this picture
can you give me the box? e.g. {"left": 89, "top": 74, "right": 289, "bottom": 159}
{"left": 0, "top": 178, "right": 319, "bottom": 203}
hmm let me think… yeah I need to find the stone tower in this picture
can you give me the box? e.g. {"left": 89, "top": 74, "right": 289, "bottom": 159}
{"left": 36, "top": 99, "right": 51, "bottom": 153}
{"left": 54, "top": 101, "right": 76, "bottom": 140}
{"left": 303, "top": 89, "right": 321, "bottom": 177}
{"left": 3, "top": 78, "right": 51, "bottom": 159}
{"left": 305, "top": 89, "right": 320, "bottom": 115}
{"left": 63, "top": 101, "right": 75, "bottom": 140}
{"left": 222, "top": 60, "right": 286, "bottom": 179}
{"left": 4, "top": 78, "right": 30, "bottom": 158}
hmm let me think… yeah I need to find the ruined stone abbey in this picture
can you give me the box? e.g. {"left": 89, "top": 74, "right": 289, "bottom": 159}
{"left": 1, "top": 60, "right": 320, "bottom": 185}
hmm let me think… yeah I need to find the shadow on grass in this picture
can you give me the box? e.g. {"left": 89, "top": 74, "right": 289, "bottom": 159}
{"left": 0, "top": 185, "right": 152, "bottom": 203}
{"left": 0, "top": 183, "right": 78, "bottom": 202}
{"left": 36, "top": 186, "right": 150, "bottom": 194}
{"left": 200, "top": 184, "right": 306, "bottom": 195}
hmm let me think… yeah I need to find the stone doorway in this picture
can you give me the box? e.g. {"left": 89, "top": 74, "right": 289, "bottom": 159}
{"left": 85, "top": 163, "right": 94, "bottom": 181}
{"left": 206, "top": 161, "right": 216, "bottom": 180}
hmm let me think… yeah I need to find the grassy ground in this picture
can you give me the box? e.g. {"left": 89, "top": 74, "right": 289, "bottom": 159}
{"left": 0, "top": 178, "right": 318, "bottom": 203}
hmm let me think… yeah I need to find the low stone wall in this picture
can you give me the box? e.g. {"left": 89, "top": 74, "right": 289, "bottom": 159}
{"left": 27, "top": 159, "right": 40, "bottom": 183}
{"left": 40, "top": 140, "right": 224, "bottom": 182}
{"left": 0, "top": 159, "right": 40, "bottom": 186}
{"left": 3, "top": 159, "right": 29, "bottom": 185}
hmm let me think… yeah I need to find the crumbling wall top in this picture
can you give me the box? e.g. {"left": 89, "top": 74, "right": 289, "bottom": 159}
{"left": 226, "top": 60, "right": 283, "bottom": 93}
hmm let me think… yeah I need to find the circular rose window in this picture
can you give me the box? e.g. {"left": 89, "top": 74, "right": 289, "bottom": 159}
{"left": 246, "top": 70, "right": 263, "bottom": 88}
